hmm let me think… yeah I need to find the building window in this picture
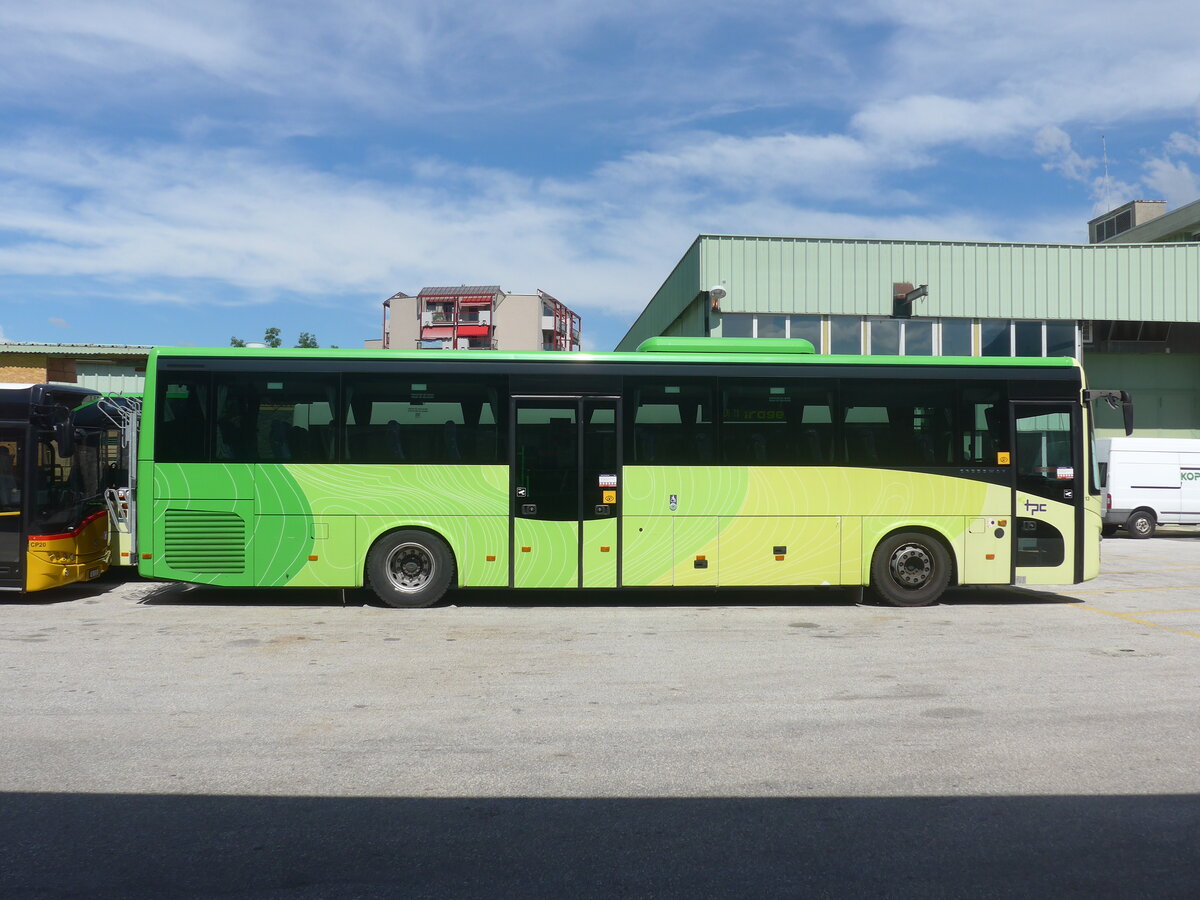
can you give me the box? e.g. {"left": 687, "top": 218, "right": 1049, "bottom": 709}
{"left": 865, "top": 319, "right": 936, "bottom": 356}
{"left": 757, "top": 315, "right": 787, "bottom": 339}
{"left": 904, "top": 320, "right": 934, "bottom": 355}
{"left": 981, "top": 319, "right": 1011, "bottom": 357}
{"left": 1013, "top": 320, "right": 1043, "bottom": 357}
{"left": 1046, "top": 322, "right": 1076, "bottom": 357}
{"left": 1094, "top": 209, "right": 1134, "bottom": 241}
{"left": 720, "top": 314, "right": 753, "bottom": 338}
{"left": 980, "top": 320, "right": 1079, "bottom": 358}
{"left": 868, "top": 318, "right": 900, "bottom": 355}
{"left": 939, "top": 319, "right": 972, "bottom": 356}
{"left": 829, "top": 316, "right": 863, "bottom": 354}
{"left": 789, "top": 315, "right": 821, "bottom": 348}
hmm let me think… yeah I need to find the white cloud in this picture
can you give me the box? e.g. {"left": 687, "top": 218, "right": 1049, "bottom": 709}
{"left": 48, "top": 317, "right": 70, "bottom": 329}
{"left": 1142, "top": 158, "right": 1200, "bottom": 209}
{"left": 1166, "top": 132, "right": 1200, "bottom": 156}
{"left": 1088, "top": 175, "right": 1140, "bottom": 216}
{"left": 595, "top": 131, "right": 923, "bottom": 204}
{"left": 0, "top": 131, "right": 1015, "bottom": 327}
{"left": 1033, "top": 126, "right": 1094, "bottom": 183}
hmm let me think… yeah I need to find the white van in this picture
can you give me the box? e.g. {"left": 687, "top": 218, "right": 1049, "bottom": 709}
{"left": 1098, "top": 437, "right": 1200, "bottom": 538}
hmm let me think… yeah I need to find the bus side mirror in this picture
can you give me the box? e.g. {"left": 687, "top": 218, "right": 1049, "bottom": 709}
{"left": 55, "top": 420, "right": 76, "bottom": 457}
{"left": 1084, "top": 389, "right": 1134, "bottom": 436}
{"left": 1120, "top": 392, "right": 1134, "bottom": 436}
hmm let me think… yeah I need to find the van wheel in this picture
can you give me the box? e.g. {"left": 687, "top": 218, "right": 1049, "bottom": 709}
{"left": 1101, "top": 524, "right": 1119, "bottom": 538}
{"left": 869, "top": 532, "right": 952, "bottom": 607}
{"left": 1126, "top": 511, "right": 1156, "bottom": 539}
{"left": 366, "top": 530, "right": 455, "bottom": 608}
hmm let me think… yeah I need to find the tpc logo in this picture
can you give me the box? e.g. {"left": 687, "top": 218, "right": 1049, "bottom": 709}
{"left": 1023, "top": 498, "right": 1047, "bottom": 514}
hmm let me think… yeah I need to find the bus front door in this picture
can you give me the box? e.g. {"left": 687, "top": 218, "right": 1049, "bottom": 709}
{"left": 511, "top": 397, "right": 620, "bottom": 589}
{"left": 1012, "top": 402, "right": 1082, "bottom": 586}
{"left": 0, "top": 427, "right": 23, "bottom": 590}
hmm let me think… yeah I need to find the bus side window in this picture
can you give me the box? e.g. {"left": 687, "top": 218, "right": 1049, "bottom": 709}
{"left": 213, "top": 375, "right": 337, "bottom": 462}
{"left": 342, "top": 376, "right": 501, "bottom": 464}
{"left": 718, "top": 380, "right": 833, "bottom": 466}
{"left": 628, "top": 379, "right": 715, "bottom": 465}
{"left": 839, "top": 380, "right": 956, "bottom": 467}
{"left": 157, "top": 374, "right": 210, "bottom": 463}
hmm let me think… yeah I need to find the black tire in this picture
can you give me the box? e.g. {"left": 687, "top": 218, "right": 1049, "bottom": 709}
{"left": 366, "top": 530, "right": 455, "bottom": 608}
{"left": 1126, "top": 510, "right": 1156, "bottom": 540}
{"left": 869, "top": 531, "right": 952, "bottom": 607}
{"left": 1101, "top": 524, "right": 1119, "bottom": 538}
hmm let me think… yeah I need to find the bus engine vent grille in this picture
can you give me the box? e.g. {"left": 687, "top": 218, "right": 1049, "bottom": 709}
{"left": 163, "top": 509, "right": 246, "bottom": 573}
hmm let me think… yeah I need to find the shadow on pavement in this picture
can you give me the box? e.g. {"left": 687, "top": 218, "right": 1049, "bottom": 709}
{"left": 133, "top": 583, "right": 1079, "bottom": 610}
{"left": 6, "top": 791, "right": 1198, "bottom": 898}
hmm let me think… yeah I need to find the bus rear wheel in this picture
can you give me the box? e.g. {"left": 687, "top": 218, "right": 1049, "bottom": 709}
{"left": 366, "top": 530, "right": 455, "bottom": 608}
{"left": 869, "top": 532, "right": 951, "bottom": 607}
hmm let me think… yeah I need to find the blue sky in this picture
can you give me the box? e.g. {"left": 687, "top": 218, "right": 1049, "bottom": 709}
{"left": 2, "top": 1, "right": 1199, "bottom": 352}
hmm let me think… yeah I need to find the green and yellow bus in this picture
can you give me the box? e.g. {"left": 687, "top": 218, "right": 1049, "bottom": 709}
{"left": 134, "top": 338, "right": 1124, "bottom": 607}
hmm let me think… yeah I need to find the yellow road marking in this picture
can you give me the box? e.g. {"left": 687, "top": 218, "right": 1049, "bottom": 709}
{"left": 1069, "top": 604, "right": 1200, "bottom": 639}
{"left": 1128, "top": 608, "right": 1200, "bottom": 615}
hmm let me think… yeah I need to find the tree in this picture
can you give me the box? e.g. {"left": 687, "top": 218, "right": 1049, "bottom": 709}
{"left": 228, "top": 326, "right": 322, "bottom": 347}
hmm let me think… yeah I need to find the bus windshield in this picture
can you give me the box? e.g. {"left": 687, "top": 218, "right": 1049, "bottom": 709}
{"left": 32, "top": 430, "right": 105, "bottom": 536}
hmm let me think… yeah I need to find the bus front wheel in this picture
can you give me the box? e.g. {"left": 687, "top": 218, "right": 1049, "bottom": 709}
{"left": 869, "top": 532, "right": 951, "bottom": 607}
{"left": 367, "top": 530, "right": 455, "bottom": 608}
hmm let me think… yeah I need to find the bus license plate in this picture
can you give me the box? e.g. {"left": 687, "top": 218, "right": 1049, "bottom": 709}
{"left": 88, "top": 568, "right": 101, "bottom": 580}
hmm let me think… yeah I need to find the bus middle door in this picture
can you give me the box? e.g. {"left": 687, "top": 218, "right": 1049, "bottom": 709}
{"left": 511, "top": 396, "right": 620, "bottom": 590}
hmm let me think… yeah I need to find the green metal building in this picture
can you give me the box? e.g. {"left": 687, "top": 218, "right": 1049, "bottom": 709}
{"left": 617, "top": 227, "right": 1200, "bottom": 438}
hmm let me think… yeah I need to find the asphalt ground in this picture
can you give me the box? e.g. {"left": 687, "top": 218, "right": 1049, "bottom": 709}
{"left": 2, "top": 531, "right": 1199, "bottom": 897}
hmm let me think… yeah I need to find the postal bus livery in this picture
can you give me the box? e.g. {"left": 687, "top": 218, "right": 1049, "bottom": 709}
{"left": 1, "top": 383, "right": 113, "bottom": 592}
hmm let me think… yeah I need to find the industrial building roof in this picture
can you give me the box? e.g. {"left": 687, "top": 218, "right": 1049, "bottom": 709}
{"left": 0, "top": 342, "right": 153, "bottom": 356}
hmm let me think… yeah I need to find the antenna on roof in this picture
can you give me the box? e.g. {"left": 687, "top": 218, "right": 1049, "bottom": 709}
{"left": 1102, "top": 135, "right": 1112, "bottom": 211}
